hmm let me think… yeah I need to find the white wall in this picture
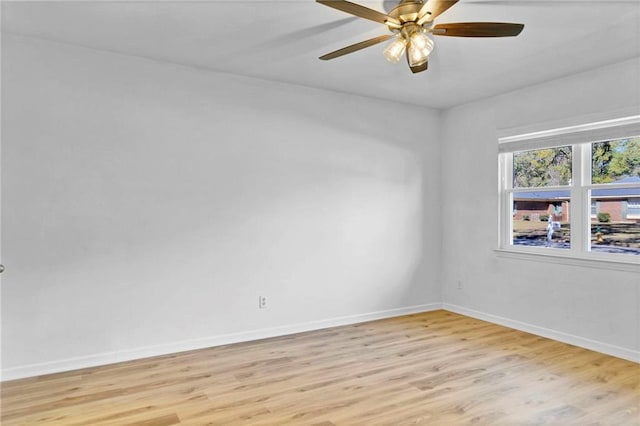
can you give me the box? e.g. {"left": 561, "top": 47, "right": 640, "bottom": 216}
{"left": 441, "top": 57, "right": 640, "bottom": 361}
{"left": 3, "top": 32, "right": 636, "bottom": 381}
{"left": 1, "top": 35, "right": 442, "bottom": 379}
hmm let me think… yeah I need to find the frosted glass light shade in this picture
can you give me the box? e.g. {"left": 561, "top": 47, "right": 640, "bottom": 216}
{"left": 383, "top": 35, "right": 407, "bottom": 63}
{"left": 410, "top": 32, "right": 434, "bottom": 52}
{"left": 408, "top": 32, "right": 434, "bottom": 67}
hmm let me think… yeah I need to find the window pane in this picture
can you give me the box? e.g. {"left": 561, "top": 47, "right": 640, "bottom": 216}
{"left": 513, "top": 146, "right": 572, "bottom": 188}
{"left": 590, "top": 189, "right": 640, "bottom": 255}
{"left": 512, "top": 191, "right": 570, "bottom": 249}
{"left": 592, "top": 137, "right": 640, "bottom": 184}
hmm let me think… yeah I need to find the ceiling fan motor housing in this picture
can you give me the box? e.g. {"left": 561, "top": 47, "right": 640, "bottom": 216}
{"left": 388, "top": 0, "right": 430, "bottom": 28}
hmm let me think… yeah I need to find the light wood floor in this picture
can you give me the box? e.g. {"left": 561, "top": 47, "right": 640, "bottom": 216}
{"left": 1, "top": 310, "right": 639, "bottom": 425}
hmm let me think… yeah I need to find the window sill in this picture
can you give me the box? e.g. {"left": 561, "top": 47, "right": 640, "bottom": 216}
{"left": 494, "top": 248, "right": 640, "bottom": 273}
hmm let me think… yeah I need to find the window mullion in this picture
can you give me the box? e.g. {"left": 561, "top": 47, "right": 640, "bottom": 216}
{"left": 582, "top": 143, "right": 594, "bottom": 254}
{"left": 573, "top": 143, "right": 593, "bottom": 254}
{"left": 570, "top": 144, "right": 585, "bottom": 254}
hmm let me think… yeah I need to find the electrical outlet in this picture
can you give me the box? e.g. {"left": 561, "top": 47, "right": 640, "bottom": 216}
{"left": 457, "top": 280, "right": 463, "bottom": 290}
{"left": 259, "top": 295, "right": 267, "bottom": 309}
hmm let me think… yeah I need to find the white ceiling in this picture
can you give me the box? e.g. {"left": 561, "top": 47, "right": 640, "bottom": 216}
{"left": 2, "top": 0, "right": 639, "bottom": 109}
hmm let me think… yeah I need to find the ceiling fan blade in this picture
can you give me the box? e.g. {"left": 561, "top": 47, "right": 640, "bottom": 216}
{"left": 317, "top": 0, "right": 401, "bottom": 27}
{"left": 319, "top": 34, "right": 392, "bottom": 60}
{"left": 417, "top": 0, "right": 459, "bottom": 25}
{"left": 432, "top": 22, "right": 524, "bottom": 37}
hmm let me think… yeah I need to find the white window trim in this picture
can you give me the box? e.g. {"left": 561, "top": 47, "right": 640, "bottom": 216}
{"left": 498, "top": 115, "right": 640, "bottom": 152}
{"left": 494, "top": 248, "right": 640, "bottom": 273}
{"left": 497, "top": 115, "right": 640, "bottom": 266}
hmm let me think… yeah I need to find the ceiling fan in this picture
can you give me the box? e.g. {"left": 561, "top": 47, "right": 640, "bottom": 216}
{"left": 317, "top": 0, "right": 524, "bottom": 73}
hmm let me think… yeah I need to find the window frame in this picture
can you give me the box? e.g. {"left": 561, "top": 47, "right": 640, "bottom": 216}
{"left": 497, "top": 116, "right": 640, "bottom": 266}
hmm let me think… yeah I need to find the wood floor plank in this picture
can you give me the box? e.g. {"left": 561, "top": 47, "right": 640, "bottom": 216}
{"left": 2, "top": 310, "right": 638, "bottom": 425}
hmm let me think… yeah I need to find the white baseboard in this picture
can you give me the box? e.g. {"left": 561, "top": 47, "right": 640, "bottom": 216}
{"left": 5, "top": 301, "right": 635, "bottom": 381}
{"left": 1, "top": 303, "right": 442, "bottom": 382}
{"left": 443, "top": 303, "right": 640, "bottom": 363}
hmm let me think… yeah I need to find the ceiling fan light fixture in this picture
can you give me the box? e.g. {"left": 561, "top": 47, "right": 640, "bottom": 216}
{"left": 407, "top": 31, "right": 433, "bottom": 67}
{"left": 407, "top": 43, "right": 428, "bottom": 67}
{"left": 383, "top": 34, "right": 407, "bottom": 63}
{"left": 409, "top": 31, "right": 433, "bottom": 54}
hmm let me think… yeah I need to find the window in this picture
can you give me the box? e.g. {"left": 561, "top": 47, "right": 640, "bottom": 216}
{"left": 499, "top": 116, "right": 640, "bottom": 262}
{"left": 510, "top": 146, "right": 572, "bottom": 250}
